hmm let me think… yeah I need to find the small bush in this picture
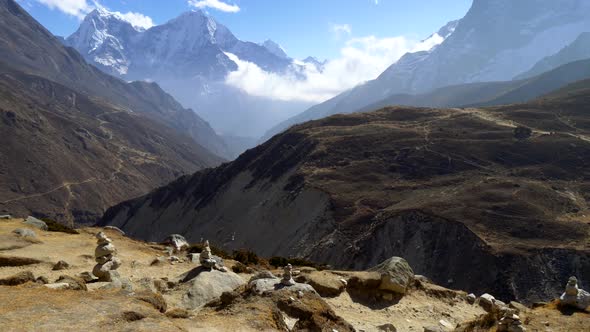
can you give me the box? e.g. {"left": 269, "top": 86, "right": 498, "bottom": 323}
{"left": 135, "top": 291, "right": 167, "bottom": 313}
{"left": 513, "top": 126, "right": 532, "bottom": 140}
{"left": 269, "top": 256, "right": 325, "bottom": 269}
{"left": 187, "top": 243, "right": 231, "bottom": 259}
{"left": 231, "top": 262, "right": 250, "bottom": 273}
{"left": 41, "top": 218, "right": 79, "bottom": 234}
{"left": 165, "top": 308, "right": 191, "bottom": 319}
{"left": 232, "top": 249, "right": 260, "bottom": 266}
{"left": 122, "top": 311, "right": 146, "bottom": 322}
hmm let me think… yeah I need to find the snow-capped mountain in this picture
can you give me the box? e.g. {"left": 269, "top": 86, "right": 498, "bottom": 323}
{"left": 67, "top": 9, "right": 313, "bottom": 141}
{"left": 265, "top": 0, "right": 590, "bottom": 139}
{"left": 67, "top": 9, "right": 290, "bottom": 81}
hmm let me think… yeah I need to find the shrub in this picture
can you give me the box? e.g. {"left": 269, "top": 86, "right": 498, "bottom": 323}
{"left": 232, "top": 249, "right": 260, "bottom": 266}
{"left": 513, "top": 126, "right": 532, "bottom": 140}
{"left": 269, "top": 256, "right": 326, "bottom": 270}
{"left": 187, "top": 243, "right": 231, "bottom": 259}
{"left": 231, "top": 262, "right": 250, "bottom": 273}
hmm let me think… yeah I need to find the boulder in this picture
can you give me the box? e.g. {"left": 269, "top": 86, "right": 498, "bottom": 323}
{"left": 0, "top": 215, "right": 12, "bottom": 219}
{"left": 163, "top": 234, "right": 189, "bottom": 252}
{"left": 477, "top": 293, "right": 497, "bottom": 312}
{"left": 56, "top": 275, "right": 87, "bottom": 291}
{"left": 36, "top": 276, "right": 49, "bottom": 284}
{"left": 177, "top": 267, "right": 245, "bottom": 309}
{"left": 299, "top": 271, "right": 346, "bottom": 297}
{"left": 249, "top": 277, "right": 317, "bottom": 295}
{"left": 248, "top": 270, "right": 276, "bottom": 283}
{"left": 78, "top": 272, "right": 97, "bottom": 283}
{"left": 12, "top": 228, "right": 36, "bottom": 238}
{"left": 377, "top": 323, "right": 397, "bottom": 332}
{"left": 368, "top": 257, "right": 414, "bottom": 294}
{"left": 467, "top": 293, "right": 477, "bottom": 304}
{"left": 0, "top": 271, "right": 36, "bottom": 286}
{"left": 24, "top": 216, "right": 48, "bottom": 231}
{"left": 509, "top": 301, "right": 529, "bottom": 313}
{"left": 52, "top": 260, "right": 70, "bottom": 271}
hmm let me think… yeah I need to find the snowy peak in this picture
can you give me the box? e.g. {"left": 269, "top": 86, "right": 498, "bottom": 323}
{"left": 66, "top": 8, "right": 140, "bottom": 75}
{"left": 261, "top": 39, "right": 289, "bottom": 59}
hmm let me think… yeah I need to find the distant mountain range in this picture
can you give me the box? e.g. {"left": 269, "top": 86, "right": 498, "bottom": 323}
{"left": 66, "top": 8, "right": 323, "bottom": 144}
{"left": 0, "top": 0, "right": 223, "bottom": 223}
{"left": 265, "top": 0, "right": 590, "bottom": 140}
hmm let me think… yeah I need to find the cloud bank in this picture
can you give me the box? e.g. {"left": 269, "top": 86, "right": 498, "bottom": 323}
{"left": 33, "top": 0, "right": 154, "bottom": 29}
{"left": 225, "top": 34, "right": 442, "bottom": 103}
{"left": 188, "top": 0, "right": 240, "bottom": 13}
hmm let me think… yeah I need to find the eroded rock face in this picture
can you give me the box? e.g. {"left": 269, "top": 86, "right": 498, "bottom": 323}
{"left": 368, "top": 257, "right": 414, "bottom": 294}
{"left": 559, "top": 276, "right": 590, "bottom": 310}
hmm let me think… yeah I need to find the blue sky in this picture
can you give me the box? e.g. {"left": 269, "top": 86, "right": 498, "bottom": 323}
{"left": 18, "top": 0, "right": 472, "bottom": 60}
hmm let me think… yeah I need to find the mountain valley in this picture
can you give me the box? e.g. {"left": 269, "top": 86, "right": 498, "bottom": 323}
{"left": 1, "top": 0, "right": 590, "bottom": 330}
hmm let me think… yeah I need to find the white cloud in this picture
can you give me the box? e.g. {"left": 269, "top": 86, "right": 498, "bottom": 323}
{"left": 224, "top": 34, "right": 440, "bottom": 103}
{"left": 34, "top": 0, "right": 154, "bottom": 29}
{"left": 36, "top": 0, "right": 91, "bottom": 19}
{"left": 109, "top": 10, "right": 155, "bottom": 29}
{"left": 188, "top": 0, "right": 240, "bottom": 13}
{"left": 331, "top": 23, "right": 352, "bottom": 37}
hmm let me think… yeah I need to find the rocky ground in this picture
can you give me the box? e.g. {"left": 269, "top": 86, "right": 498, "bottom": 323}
{"left": 0, "top": 218, "right": 588, "bottom": 331}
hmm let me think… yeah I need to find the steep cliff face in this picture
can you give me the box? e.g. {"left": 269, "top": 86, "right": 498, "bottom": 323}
{"left": 102, "top": 84, "right": 590, "bottom": 302}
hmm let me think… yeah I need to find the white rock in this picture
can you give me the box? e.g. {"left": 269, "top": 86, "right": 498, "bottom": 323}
{"left": 44, "top": 283, "right": 71, "bottom": 290}
{"left": 24, "top": 216, "right": 48, "bottom": 231}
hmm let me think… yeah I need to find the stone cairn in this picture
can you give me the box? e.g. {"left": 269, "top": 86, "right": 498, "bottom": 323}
{"left": 92, "top": 232, "right": 121, "bottom": 282}
{"left": 281, "top": 263, "right": 296, "bottom": 286}
{"left": 560, "top": 276, "right": 590, "bottom": 310}
{"left": 497, "top": 307, "right": 526, "bottom": 332}
{"left": 199, "top": 240, "right": 217, "bottom": 269}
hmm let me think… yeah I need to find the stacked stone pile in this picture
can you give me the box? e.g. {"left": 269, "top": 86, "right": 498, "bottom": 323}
{"left": 92, "top": 232, "right": 121, "bottom": 282}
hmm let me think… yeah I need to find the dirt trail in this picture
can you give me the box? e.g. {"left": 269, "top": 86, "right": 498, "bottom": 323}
{"left": 457, "top": 108, "right": 590, "bottom": 143}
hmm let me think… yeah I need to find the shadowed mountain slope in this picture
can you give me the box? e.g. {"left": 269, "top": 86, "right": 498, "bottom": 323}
{"left": 0, "top": 0, "right": 228, "bottom": 158}
{"left": 101, "top": 82, "right": 590, "bottom": 303}
{"left": 0, "top": 0, "right": 224, "bottom": 223}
